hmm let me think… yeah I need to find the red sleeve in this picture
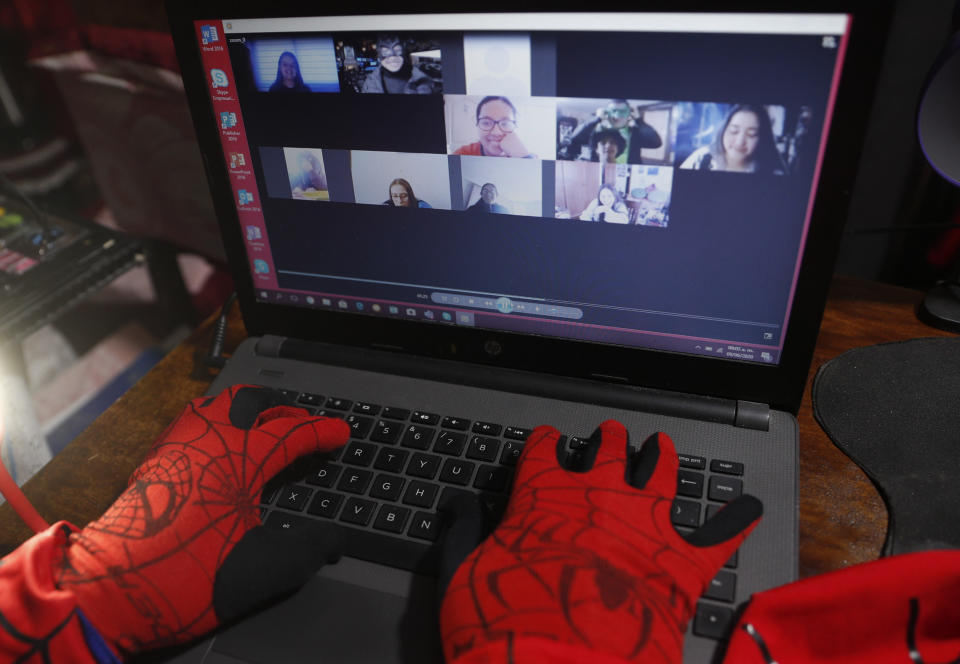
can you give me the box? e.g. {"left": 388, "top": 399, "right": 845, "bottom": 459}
{"left": 0, "top": 522, "right": 122, "bottom": 663}
{"left": 453, "top": 142, "right": 483, "bottom": 155}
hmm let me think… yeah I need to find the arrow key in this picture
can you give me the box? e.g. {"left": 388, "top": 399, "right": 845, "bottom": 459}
{"left": 676, "top": 470, "right": 705, "bottom": 498}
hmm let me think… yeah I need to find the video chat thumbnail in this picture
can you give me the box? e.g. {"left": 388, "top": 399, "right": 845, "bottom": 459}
{"left": 557, "top": 98, "right": 676, "bottom": 166}
{"left": 555, "top": 161, "right": 673, "bottom": 226}
{"left": 462, "top": 34, "right": 533, "bottom": 97}
{"left": 445, "top": 94, "right": 557, "bottom": 160}
{"left": 284, "top": 148, "right": 330, "bottom": 201}
{"left": 334, "top": 33, "right": 443, "bottom": 94}
{"left": 460, "top": 155, "right": 542, "bottom": 218}
{"left": 235, "top": 36, "right": 340, "bottom": 93}
{"left": 675, "top": 102, "right": 799, "bottom": 175}
{"left": 351, "top": 151, "right": 451, "bottom": 209}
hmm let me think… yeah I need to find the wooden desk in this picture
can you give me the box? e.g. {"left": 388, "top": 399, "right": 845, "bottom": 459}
{"left": 0, "top": 276, "right": 953, "bottom": 577}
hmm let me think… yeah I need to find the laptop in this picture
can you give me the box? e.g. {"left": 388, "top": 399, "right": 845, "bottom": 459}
{"left": 156, "top": 3, "right": 891, "bottom": 662}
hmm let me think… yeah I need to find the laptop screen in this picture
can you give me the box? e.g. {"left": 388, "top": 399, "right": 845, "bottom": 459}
{"left": 192, "top": 12, "right": 850, "bottom": 367}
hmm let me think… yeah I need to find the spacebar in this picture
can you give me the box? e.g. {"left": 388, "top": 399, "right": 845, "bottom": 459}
{"left": 264, "top": 512, "right": 438, "bottom": 575}
{"left": 340, "top": 525, "right": 439, "bottom": 575}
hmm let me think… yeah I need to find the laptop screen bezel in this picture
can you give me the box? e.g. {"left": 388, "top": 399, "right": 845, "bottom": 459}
{"left": 167, "top": 0, "right": 893, "bottom": 414}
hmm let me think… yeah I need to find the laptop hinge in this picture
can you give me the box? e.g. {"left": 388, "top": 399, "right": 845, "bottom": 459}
{"left": 735, "top": 400, "right": 770, "bottom": 431}
{"left": 254, "top": 335, "right": 770, "bottom": 431}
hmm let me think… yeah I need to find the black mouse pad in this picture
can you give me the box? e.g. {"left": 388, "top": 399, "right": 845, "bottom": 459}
{"left": 812, "top": 336, "right": 960, "bottom": 556}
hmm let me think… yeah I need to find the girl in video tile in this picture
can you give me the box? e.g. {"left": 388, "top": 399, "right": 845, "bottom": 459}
{"left": 580, "top": 184, "right": 629, "bottom": 223}
{"left": 269, "top": 51, "right": 311, "bottom": 92}
{"left": 680, "top": 104, "right": 786, "bottom": 174}
{"left": 454, "top": 96, "right": 534, "bottom": 158}
{"left": 383, "top": 178, "right": 432, "bottom": 208}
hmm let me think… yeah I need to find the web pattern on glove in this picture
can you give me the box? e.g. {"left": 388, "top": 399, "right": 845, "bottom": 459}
{"left": 441, "top": 422, "right": 753, "bottom": 664}
{"left": 52, "top": 385, "right": 347, "bottom": 654}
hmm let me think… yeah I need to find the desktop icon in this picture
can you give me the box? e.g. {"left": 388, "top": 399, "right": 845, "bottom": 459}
{"left": 441, "top": 312, "right": 452, "bottom": 321}
{"left": 321, "top": 298, "right": 331, "bottom": 306}
{"left": 260, "top": 291, "right": 268, "bottom": 299}
{"left": 289, "top": 295, "right": 299, "bottom": 303}
{"left": 372, "top": 304, "right": 381, "bottom": 312}
{"left": 761, "top": 352, "right": 773, "bottom": 362}
{"left": 201, "top": 25, "right": 220, "bottom": 44}
{"left": 424, "top": 310, "right": 434, "bottom": 320}
{"left": 229, "top": 152, "right": 246, "bottom": 168}
{"left": 388, "top": 305, "right": 399, "bottom": 314}
{"left": 306, "top": 296, "right": 315, "bottom": 305}
{"left": 406, "top": 308, "right": 416, "bottom": 316}
{"left": 253, "top": 259, "right": 269, "bottom": 274}
{"left": 220, "top": 112, "right": 237, "bottom": 129}
{"left": 245, "top": 225, "right": 261, "bottom": 241}
{"left": 210, "top": 69, "right": 229, "bottom": 88}
{"left": 338, "top": 300, "right": 348, "bottom": 309}
{"left": 356, "top": 302, "right": 365, "bottom": 311}
{"left": 238, "top": 190, "right": 255, "bottom": 205}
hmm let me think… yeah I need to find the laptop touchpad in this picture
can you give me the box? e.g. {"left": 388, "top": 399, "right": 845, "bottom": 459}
{"left": 212, "top": 561, "right": 443, "bottom": 664}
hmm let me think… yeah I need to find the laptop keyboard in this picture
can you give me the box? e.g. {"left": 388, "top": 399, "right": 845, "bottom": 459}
{"left": 259, "top": 390, "right": 746, "bottom": 641}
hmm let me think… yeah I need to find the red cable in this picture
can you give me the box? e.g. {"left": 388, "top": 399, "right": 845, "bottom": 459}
{"left": 0, "top": 412, "right": 50, "bottom": 534}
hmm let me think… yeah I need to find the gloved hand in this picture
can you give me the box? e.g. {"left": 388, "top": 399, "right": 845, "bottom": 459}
{"left": 0, "top": 385, "right": 349, "bottom": 661}
{"left": 722, "top": 549, "right": 960, "bottom": 663}
{"left": 439, "top": 420, "right": 762, "bottom": 664}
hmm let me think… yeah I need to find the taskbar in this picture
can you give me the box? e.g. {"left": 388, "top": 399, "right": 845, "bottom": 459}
{"left": 256, "top": 288, "right": 781, "bottom": 365}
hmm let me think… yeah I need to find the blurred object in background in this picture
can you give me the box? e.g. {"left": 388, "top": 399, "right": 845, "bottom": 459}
{"left": 914, "top": 1, "right": 960, "bottom": 331}
{"left": 0, "top": 0, "right": 233, "bottom": 480}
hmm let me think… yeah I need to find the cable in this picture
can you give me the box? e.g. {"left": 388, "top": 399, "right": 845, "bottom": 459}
{"left": 204, "top": 292, "right": 238, "bottom": 368}
{"left": 0, "top": 410, "right": 50, "bottom": 534}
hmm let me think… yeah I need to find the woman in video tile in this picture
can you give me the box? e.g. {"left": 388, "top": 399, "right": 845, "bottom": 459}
{"left": 560, "top": 100, "right": 661, "bottom": 163}
{"left": 580, "top": 184, "right": 629, "bottom": 223}
{"left": 680, "top": 104, "right": 786, "bottom": 174}
{"left": 466, "top": 183, "right": 510, "bottom": 214}
{"left": 361, "top": 35, "right": 437, "bottom": 94}
{"left": 454, "top": 96, "right": 534, "bottom": 158}
{"left": 382, "top": 178, "right": 432, "bottom": 208}
{"left": 269, "top": 51, "right": 311, "bottom": 92}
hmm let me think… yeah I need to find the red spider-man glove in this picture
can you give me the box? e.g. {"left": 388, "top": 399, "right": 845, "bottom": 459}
{"left": 721, "top": 549, "right": 960, "bottom": 663}
{"left": 439, "top": 420, "right": 763, "bottom": 664}
{"left": 22, "top": 384, "right": 348, "bottom": 659}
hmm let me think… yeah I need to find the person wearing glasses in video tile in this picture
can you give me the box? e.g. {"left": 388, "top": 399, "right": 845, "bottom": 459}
{"left": 560, "top": 99, "right": 661, "bottom": 164}
{"left": 466, "top": 182, "right": 510, "bottom": 214}
{"left": 454, "top": 96, "right": 535, "bottom": 158}
{"left": 361, "top": 35, "right": 437, "bottom": 94}
{"left": 383, "top": 178, "right": 432, "bottom": 209}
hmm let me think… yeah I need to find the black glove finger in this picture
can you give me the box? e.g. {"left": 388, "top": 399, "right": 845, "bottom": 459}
{"left": 213, "top": 522, "right": 343, "bottom": 624}
{"left": 625, "top": 431, "right": 678, "bottom": 494}
{"left": 436, "top": 492, "right": 485, "bottom": 602}
{"left": 561, "top": 425, "right": 603, "bottom": 473}
{"left": 683, "top": 494, "right": 764, "bottom": 548}
{"left": 221, "top": 385, "right": 295, "bottom": 430}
